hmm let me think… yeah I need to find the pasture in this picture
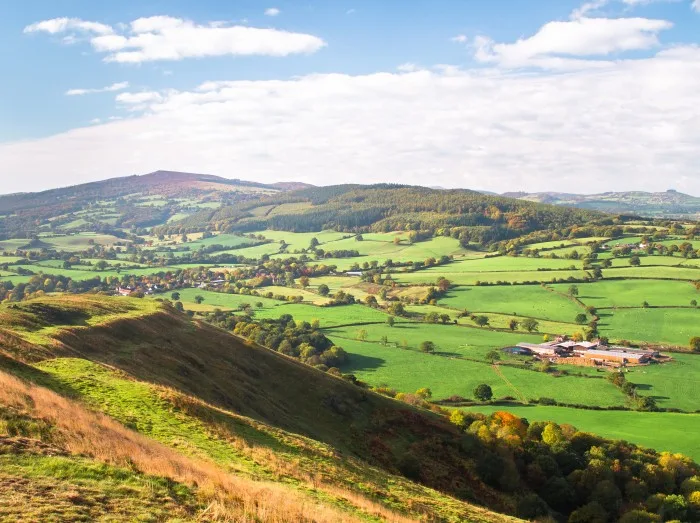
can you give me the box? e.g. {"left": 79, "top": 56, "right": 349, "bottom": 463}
{"left": 602, "top": 266, "right": 700, "bottom": 280}
{"left": 325, "top": 321, "right": 543, "bottom": 362}
{"left": 597, "top": 307, "right": 700, "bottom": 347}
{"left": 439, "top": 285, "right": 585, "bottom": 323}
{"left": 254, "top": 230, "right": 349, "bottom": 251}
{"left": 623, "top": 353, "right": 700, "bottom": 411}
{"left": 551, "top": 279, "right": 700, "bottom": 309}
{"left": 334, "top": 336, "right": 626, "bottom": 407}
{"left": 392, "top": 269, "right": 588, "bottom": 285}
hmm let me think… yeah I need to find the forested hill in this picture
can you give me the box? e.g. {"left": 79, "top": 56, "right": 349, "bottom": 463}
{"left": 158, "top": 184, "right": 609, "bottom": 246}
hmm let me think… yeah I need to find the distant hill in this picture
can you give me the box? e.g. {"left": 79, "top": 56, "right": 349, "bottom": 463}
{"left": 503, "top": 189, "right": 700, "bottom": 218}
{"left": 0, "top": 170, "right": 279, "bottom": 214}
{"left": 0, "top": 170, "right": 299, "bottom": 239}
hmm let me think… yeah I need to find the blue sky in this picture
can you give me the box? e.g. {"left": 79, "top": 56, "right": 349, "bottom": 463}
{"left": 1, "top": 0, "right": 699, "bottom": 194}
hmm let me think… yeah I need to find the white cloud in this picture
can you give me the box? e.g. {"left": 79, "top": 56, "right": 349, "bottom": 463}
{"left": 475, "top": 16, "right": 672, "bottom": 69}
{"left": 571, "top": 0, "right": 610, "bottom": 19}
{"left": 264, "top": 8, "right": 281, "bottom": 16}
{"left": 693, "top": 0, "right": 700, "bottom": 11}
{"left": 571, "top": 0, "right": 676, "bottom": 19}
{"left": 25, "top": 15, "right": 326, "bottom": 63}
{"left": 24, "top": 17, "right": 113, "bottom": 35}
{"left": 2, "top": 46, "right": 700, "bottom": 194}
{"left": 451, "top": 34, "right": 468, "bottom": 44}
{"left": 65, "top": 81, "right": 130, "bottom": 96}
{"left": 346, "top": 9, "right": 356, "bottom": 14}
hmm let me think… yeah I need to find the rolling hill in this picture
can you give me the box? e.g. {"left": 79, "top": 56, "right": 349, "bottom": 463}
{"left": 0, "top": 170, "right": 299, "bottom": 239}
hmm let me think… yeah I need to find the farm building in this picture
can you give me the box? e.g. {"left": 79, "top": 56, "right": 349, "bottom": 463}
{"left": 582, "top": 349, "right": 650, "bottom": 364}
{"left": 516, "top": 339, "right": 659, "bottom": 365}
{"left": 516, "top": 342, "right": 569, "bottom": 357}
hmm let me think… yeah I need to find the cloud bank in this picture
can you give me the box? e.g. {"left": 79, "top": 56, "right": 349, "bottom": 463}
{"left": 2, "top": 44, "right": 700, "bottom": 194}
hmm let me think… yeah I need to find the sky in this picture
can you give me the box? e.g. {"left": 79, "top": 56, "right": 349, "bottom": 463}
{"left": 1, "top": 0, "right": 699, "bottom": 195}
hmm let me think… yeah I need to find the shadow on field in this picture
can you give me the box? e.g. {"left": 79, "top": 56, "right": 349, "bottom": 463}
{"left": 341, "top": 353, "right": 386, "bottom": 372}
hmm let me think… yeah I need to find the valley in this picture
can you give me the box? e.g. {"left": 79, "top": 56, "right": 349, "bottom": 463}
{"left": 0, "top": 172, "right": 699, "bottom": 521}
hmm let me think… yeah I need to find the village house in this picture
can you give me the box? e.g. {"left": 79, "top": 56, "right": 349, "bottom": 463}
{"left": 115, "top": 286, "right": 132, "bottom": 297}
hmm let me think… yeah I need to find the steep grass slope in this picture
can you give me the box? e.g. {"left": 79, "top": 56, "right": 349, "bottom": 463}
{"left": 0, "top": 295, "right": 518, "bottom": 522}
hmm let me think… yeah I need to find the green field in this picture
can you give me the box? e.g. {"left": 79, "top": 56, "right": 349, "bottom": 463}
{"left": 434, "top": 256, "right": 582, "bottom": 272}
{"left": 326, "top": 321, "right": 542, "bottom": 361}
{"left": 551, "top": 279, "right": 700, "bottom": 308}
{"left": 602, "top": 266, "right": 700, "bottom": 280}
{"left": 459, "top": 312, "right": 580, "bottom": 337}
{"left": 43, "top": 233, "right": 129, "bottom": 250}
{"left": 598, "top": 307, "right": 700, "bottom": 346}
{"left": 440, "top": 285, "right": 585, "bottom": 323}
{"left": 177, "top": 233, "right": 257, "bottom": 250}
{"left": 334, "top": 336, "right": 626, "bottom": 406}
{"left": 223, "top": 242, "right": 282, "bottom": 259}
{"left": 608, "top": 255, "right": 700, "bottom": 268}
{"left": 267, "top": 235, "right": 476, "bottom": 269}
{"left": 623, "top": 353, "right": 700, "bottom": 411}
{"left": 464, "top": 404, "right": 700, "bottom": 461}
{"left": 392, "top": 269, "right": 588, "bottom": 285}
{"left": 254, "top": 230, "right": 349, "bottom": 251}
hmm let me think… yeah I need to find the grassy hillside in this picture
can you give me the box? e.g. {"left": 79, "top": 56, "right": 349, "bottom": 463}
{"left": 1, "top": 296, "right": 699, "bottom": 522}
{"left": 0, "top": 295, "right": 520, "bottom": 522}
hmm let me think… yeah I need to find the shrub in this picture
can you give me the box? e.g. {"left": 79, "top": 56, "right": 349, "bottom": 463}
{"left": 420, "top": 341, "right": 435, "bottom": 353}
{"left": 690, "top": 337, "right": 700, "bottom": 353}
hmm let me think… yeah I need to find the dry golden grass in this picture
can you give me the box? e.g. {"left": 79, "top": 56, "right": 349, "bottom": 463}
{"left": 0, "top": 370, "right": 366, "bottom": 523}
